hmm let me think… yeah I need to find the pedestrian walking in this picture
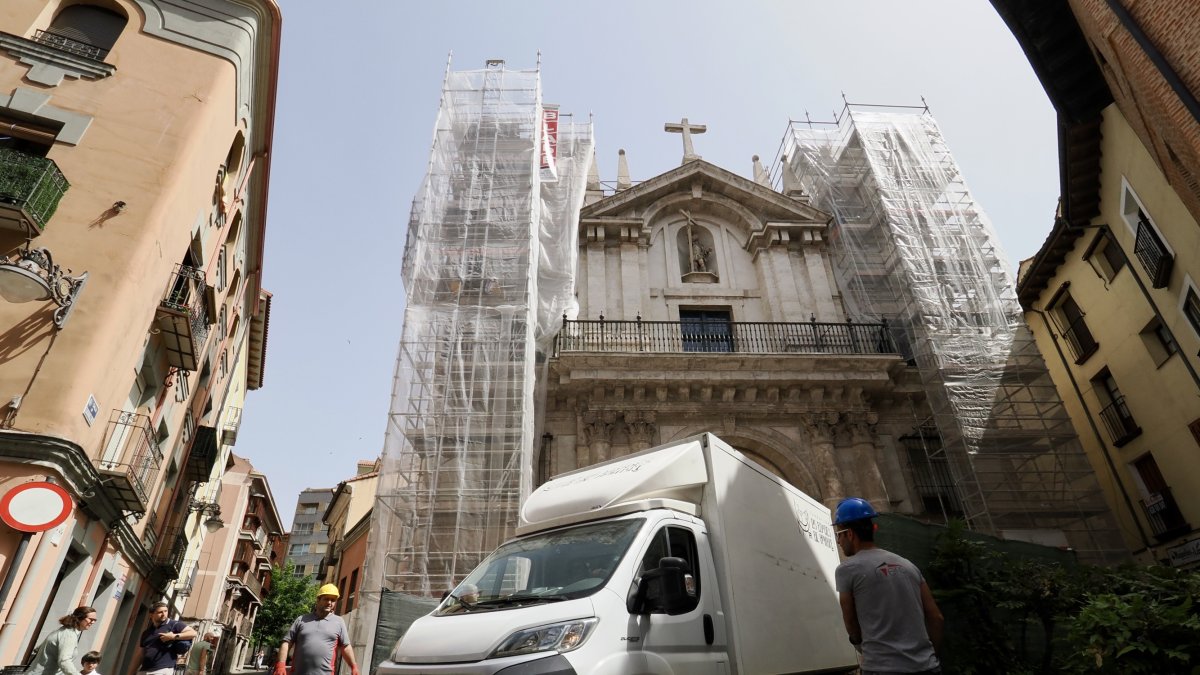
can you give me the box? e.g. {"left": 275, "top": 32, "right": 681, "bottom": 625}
{"left": 274, "top": 584, "right": 358, "bottom": 675}
{"left": 136, "top": 602, "right": 197, "bottom": 675}
{"left": 185, "top": 633, "right": 216, "bottom": 675}
{"left": 28, "top": 606, "right": 97, "bottom": 675}
{"left": 833, "top": 497, "right": 944, "bottom": 675}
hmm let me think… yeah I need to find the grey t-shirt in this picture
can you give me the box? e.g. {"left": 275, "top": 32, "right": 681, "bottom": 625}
{"left": 283, "top": 613, "right": 350, "bottom": 675}
{"left": 835, "top": 548, "right": 939, "bottom": 673}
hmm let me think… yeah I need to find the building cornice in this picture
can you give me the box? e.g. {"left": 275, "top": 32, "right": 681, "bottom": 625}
{"left": 0, "top": 430, "right": 153, "bottom": 577}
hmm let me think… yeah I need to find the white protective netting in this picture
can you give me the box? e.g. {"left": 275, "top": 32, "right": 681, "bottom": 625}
{"left": 780, "top": 108, "right": 1125, "bottom": 565}
{"left": 357, "top": 61, "right": 593, "bottom": 664}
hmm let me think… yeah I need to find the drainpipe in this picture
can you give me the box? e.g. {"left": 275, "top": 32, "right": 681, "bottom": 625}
{"left": 0, "top": 525, "right": 61, "bottom": 657}
{"left": 1027, "top": 307, "right": 1152, "bottom": 549}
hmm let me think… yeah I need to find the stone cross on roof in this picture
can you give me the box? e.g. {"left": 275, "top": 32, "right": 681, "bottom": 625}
{"left": 665, "top": 117, "right": 706, "bottom": 164}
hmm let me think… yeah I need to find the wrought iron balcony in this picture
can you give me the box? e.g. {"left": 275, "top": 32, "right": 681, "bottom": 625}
{"left": 0, "top": 148, "right": 69, "bottom": 236}
{"left": 184, "top": 425, "right": 219, "bottom": 483}
{"left": 1134, "top": 215, "right": 1173, "bottom": 288}
{"left": 157, "top": 264, "right": 210, "bottom": 371}
{"left": 94, "top": 410, "right": 162, "bottom": 513}
{"left": 32, "top": 29, "right": 110, "bottom": 60}
{"left": 554, "top": 317, "right": 896, "bottom": 356}
{"left": 1140, "top": 487, "right": 1191, "bottom": 542}
{"left": 1060, "top": 315, "right": 1098, "bottom": 364}
{"left": 223, "top": 406, "right": 242, "bottom": 446}
{"left": 1098, "top": 395, "right": 1141, "bottom": 447}
{"left": 153, "top": 526, "right": 189, "bottom": 581}
{"left": 174, "top": 558, "right": 198, "bottom": 596}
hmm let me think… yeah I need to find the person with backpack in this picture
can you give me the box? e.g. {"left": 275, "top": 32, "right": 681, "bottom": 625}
{"left": 136, "top": 602, "right": 196, "bottom": 675}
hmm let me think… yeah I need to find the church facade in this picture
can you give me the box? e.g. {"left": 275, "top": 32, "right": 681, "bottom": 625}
{"left": 539, "top": 136, "right": 927, "bottom": 513}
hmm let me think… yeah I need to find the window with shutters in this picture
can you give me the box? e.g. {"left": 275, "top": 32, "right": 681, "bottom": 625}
{"left": 36, "top": 5, "right": 127, "bottom": 61}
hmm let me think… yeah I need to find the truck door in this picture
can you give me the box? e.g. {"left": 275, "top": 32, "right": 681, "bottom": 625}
{"left": 631, "top": 524, "right": 729, "bottom": 674}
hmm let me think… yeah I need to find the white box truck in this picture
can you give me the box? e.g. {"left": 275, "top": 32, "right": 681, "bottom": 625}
{"left": 376, "top": 433, "right": 858, "bottom": 674}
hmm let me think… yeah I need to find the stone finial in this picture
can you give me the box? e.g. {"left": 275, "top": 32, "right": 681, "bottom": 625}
{"left": 586, "top": 151, "right": 601, "bottom": 191}
{"left": 616, "top": 149, "right": 631, "bottom": 191}
{"left": 752, "top": 154, "right": 770, "bottom": 186}
{"left": 779, "top": 154, "right": 808, "bottom": 201}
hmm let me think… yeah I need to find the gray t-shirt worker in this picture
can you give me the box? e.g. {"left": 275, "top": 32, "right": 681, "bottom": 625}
{"left": 833, "top": 498, "right": 943, "bottom": 675}
{"left": 275, "top": 585, "right": 358, "bottom": 675}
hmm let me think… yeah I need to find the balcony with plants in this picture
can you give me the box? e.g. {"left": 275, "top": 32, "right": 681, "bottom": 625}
{"left": 0, "top": 148, "right": 69, "bottom": 237}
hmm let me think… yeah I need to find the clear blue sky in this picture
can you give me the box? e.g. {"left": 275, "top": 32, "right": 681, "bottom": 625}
{"left": 244, "top": 0, "right": 1059, "bottom": 525}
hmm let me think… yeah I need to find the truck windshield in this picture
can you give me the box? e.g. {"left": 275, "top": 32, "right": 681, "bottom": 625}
{"left": 435, "top": 518, "right": 645, "bottom": 615}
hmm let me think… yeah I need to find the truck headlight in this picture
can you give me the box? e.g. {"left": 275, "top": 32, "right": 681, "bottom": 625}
{"left": 489, "top": 618, "right": 598, "bottom": 658}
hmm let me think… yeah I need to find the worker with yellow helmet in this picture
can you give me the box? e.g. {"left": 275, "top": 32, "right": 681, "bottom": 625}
{"left": 274, "top": 584, "right": 358, "bottom": 675}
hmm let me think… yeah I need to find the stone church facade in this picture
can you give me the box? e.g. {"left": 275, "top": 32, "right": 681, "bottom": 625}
{"left": 539, "top": 154, "right": 928, "bottom": 512}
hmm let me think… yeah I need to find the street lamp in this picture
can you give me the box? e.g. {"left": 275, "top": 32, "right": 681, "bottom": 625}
{"left": 0, "top": 246, "right": 87, "bottom": 329}
{"left": 189, "top": 497, "right": 225, "bottom": 533}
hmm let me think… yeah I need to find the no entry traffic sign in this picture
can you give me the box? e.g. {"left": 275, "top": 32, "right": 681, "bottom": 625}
{"left": 0, "top": 481, "right": 73, "bottom": 533}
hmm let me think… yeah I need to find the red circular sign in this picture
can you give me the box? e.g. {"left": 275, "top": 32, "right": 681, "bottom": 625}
{"left": 0, "top": 481, "right": 73, "bottom": 533}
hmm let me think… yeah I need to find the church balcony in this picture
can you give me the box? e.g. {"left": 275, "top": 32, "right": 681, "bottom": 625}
{"left": 554, "top": 317, "right": 896, "bottom": 356}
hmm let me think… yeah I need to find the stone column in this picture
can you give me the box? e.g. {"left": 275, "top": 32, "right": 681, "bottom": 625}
{"left": 847, "top": 412, "right": 889, "bottom": 507}
{"left": 803, "top": 244, "right": 839, "bottom": 321}
{"left": 582, "top": 411, "right": 616, "bottom": 464}
{"left": 585, "top": 237, "right": 607, "bottom": 317}
{"left": 764, "top": 245, "right": 809, "bottom": 321}
{"left": 802, "top": 411, "right": 844, "bottom": 508}
{"left": 620, "top": 240, "right": 640, "bottom": 318}
{"left": 626, "top": 411, "right": 657, "bottom": 452}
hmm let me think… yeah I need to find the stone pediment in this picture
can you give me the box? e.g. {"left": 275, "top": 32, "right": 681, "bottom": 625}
{"left": 581, "top": 159, "right": 831, "bottom": 224}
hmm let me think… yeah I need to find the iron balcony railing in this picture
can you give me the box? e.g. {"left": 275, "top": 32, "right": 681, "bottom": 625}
{"left": 32, "top": 29, "right": 109, "bottom": 60}
{"left": 158, "top": 264, "right": 210, "bottom": 371}
{"left": 1134, "top": 215, "right": 1173, "bottom": 288}
{"left": 223, "top": 406, "right": 242, "bottom": 446}
{"left": 1060, "top": 314, "right": 1098, "bottom": 363}
{"left": 154, "top": 526, "right": 189, "bottom": 579}
{"left": 1098, "top": 395, "right": 1141, "bottom": 446}
{"left": 174, "top": 558, "right": 198, "bottom": 596}
{"left": 0, "top": 148, "right": 69, "bottom": 235}
{"left": 95, "top": 410, "right": 162, "bottom": 511}
{"left": 1140, "top": 487, "right": 1191, "bottom": 541}
{"left": 554, "top": 316, "right": 896, "bottom": 356}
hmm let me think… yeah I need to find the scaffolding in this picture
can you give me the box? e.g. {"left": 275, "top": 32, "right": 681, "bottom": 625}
{"left": 358, "top": 61, "right": 593, "bottom": 665}
{"left": 780, "top": 107, "right": 1125, "bottom": 565}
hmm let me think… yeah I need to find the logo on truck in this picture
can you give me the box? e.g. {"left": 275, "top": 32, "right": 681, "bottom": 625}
{"left": 791, "top": 495, "right": 837, "bottom": 552}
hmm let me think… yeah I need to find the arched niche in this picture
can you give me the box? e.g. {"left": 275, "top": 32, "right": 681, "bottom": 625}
{"left": 676, "top": 222, "right": 718, "bottom": 283}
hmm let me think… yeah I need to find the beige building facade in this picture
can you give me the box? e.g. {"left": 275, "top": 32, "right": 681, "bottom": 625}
{"left": 0, "top": 1, "right": 279, "bottom": 672}
{"left": 1003, "top": 0, "right": 1200, "bottom": 565}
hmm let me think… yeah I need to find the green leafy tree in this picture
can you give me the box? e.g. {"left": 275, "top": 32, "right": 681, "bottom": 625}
{"left": 1062, "top": 565, "right": 1200, "bottom": 674}
{"left": 253, "top": 562, "right": 317, "bottom": 652}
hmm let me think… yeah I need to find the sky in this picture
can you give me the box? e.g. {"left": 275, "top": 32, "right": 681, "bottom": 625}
{"left": 242, "top": 0, "right": 1060, "bottom": 525}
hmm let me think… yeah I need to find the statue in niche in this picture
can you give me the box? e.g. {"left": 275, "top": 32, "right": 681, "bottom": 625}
{"left": 690, "top": 235, "right": 712, "bottom": 273}
{"left": 679, "top": 209, "right": 718, "bottom": 283}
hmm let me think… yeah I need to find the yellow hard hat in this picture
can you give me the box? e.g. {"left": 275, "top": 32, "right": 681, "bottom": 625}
{"left": 317, "top": 583, "right": 340, "bottom": 599}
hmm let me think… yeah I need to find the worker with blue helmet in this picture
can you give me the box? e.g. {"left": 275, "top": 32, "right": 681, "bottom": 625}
{"left": 832, "top": 497, "right": 944, "bottom": 674}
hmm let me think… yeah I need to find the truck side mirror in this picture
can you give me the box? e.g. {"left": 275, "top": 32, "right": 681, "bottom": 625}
{"left": 627, "top": 557, "right": 695, "bottom": 615}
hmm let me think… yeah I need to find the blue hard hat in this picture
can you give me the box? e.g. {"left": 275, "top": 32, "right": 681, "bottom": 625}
{"left": 833, "top": 497, "right": 878, "bottom": 525}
